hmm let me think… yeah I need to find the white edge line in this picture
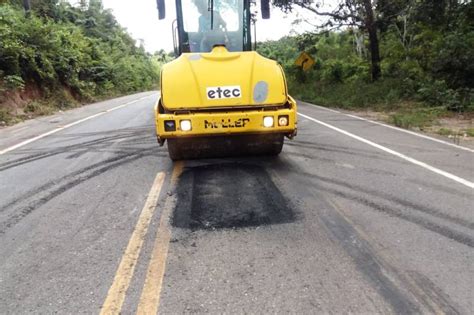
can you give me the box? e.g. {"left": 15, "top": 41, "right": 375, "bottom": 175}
{"left": 0, "top": 128, "right": 63, "bottom": 155}
{"left": 0, "top": 94, "right": 157, "bottom": 155}
{"left": 304, "top": 102, "right": 474, "bottom": 153}
{"left": 298, "top": 112, "right": 474, "bottom": 189}
{"left": 309, "top": 103, "right": 341, "bottom": 114}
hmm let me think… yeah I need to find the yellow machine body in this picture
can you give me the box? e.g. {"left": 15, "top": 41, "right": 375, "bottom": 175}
{"left": 155, "top": 46, "right": 297, "bottom": 159}
{"left": 161, "top": 46, "right": 287, "bottom": 109}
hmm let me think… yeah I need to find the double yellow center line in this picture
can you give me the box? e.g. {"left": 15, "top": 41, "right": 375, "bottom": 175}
{"left": 100, "top": 162, "right": 183, "bottom": 315}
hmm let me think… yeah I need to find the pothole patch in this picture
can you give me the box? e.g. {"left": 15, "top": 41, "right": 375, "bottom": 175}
{"left": 172, "top": 163, "right": 295, "bottom": 230}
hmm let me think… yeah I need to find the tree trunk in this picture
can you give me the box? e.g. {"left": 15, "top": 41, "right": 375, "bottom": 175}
{"left": 363, "top": 0, "right": 381, "bottom": 81}
{"left": 23, "top": 0, "right": 31, "bottom": 12}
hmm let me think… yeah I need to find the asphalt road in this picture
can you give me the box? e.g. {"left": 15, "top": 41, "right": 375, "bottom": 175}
{"left": 0, "top": 92, "right": 472, "bottom": 314}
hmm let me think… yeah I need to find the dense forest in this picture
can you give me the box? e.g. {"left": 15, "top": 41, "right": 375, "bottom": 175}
{"left": 1, "top": 0, "right": 473, "bottom": 133}
{"left": 0, "top": 0, "right": 161, "bottom": 124}
{"left": 259, "top": 0, "right": 473, "bottom": 131}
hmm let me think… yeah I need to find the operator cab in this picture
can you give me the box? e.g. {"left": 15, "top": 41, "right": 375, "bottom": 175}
{"left": 156, "top": 0, "right": 270, "bottom": 55}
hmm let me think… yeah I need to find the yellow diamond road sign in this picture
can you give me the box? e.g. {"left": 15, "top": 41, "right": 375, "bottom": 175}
{"left": 294, "top": 52, "right": 315, "bottom": 71}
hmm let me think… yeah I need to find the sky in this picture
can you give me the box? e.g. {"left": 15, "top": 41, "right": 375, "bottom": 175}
{"left": 97, "top": 0, "right": 318, "bottom": 53}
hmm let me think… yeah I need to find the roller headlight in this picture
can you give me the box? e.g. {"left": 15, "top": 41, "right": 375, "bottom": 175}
{"left": 180, "top": 120, "right": 192, "bottom": 131}
{"left": 278, "top": 115, "right": 289, "bottom": 126}
{"left": 263, "top": 116, "right": 274, "bottom": 128}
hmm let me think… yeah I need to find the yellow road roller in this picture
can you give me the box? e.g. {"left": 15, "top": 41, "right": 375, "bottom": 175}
{"left": 155, "top": 0, "right": 297, "bottom": 160}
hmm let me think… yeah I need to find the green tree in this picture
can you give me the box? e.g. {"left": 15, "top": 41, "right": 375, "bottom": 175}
{"left": 273, "top": 0, "right": 382, "bottom": 81}
{"left": 1, "top": 0, "right": 160, "bottom": 109}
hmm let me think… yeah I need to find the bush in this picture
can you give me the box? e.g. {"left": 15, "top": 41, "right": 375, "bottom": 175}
{"left": 24, "top": 101, "right": 54, "bottom": 115}
{"left": 3, "top": 75, "right": 25, "bottom": 90}
{"left": 287, "top": 77, "right": 409, "bottom": 110}
{"left": 417, "top": 80, "right": 474, "bottom": 111}
{"left": 0, "top": 1, "right": 160, "bottom": 111}
{"left": 0, "top": 107, "right": 12, "bottom": 124}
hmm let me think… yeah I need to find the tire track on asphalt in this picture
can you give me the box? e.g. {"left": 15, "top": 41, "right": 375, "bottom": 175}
{"left": 0, "top": 94, "right": 156, "bottom": 155}
{"left": 286, "top": 140, "right": 473, "bottom": 200}
{"left": 0, "top": 125, "right": 166, "bottom": 234}
{"left": 0, "top": 128, "right": 156, "bottom": 211}
{"left": 298, "top": 113, "right": 474, "bottom": 189}
{"left": 269, "top": 157, "right": 461, "bottom": 314}
{"left": 0, "top": 147, "right": 165, "bottom": 234}
{"left": 319, "top": 198, "right": 421, "bottom": 314}
{"left": 286, "top": 139, "right": 399, "bottom": 162}
{"left": 298, "top": 171, "right": 473, "bottom": 230}
{"left": 0, "top": 127, "right": 152, "bottom": 172}
{"left": 274, "top": 157, "right": 474, "bottom": 248}
{"left": 323, "top": 197, "right": 461, "bottom": 314}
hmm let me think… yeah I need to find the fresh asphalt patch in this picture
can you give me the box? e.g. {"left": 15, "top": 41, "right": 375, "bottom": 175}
{"left": 172, "top": 162, "right": 296, "bottom": 230}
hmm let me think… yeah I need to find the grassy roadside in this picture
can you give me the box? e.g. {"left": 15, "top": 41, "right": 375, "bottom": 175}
{"left": 289, "top": 79, "right": 474, "bottom": 139}
{"left": 0, "top": 89, "right": 77, "bottom": 126}
{"left": 0, "top": 86, "right": 149, "bottom": 127}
